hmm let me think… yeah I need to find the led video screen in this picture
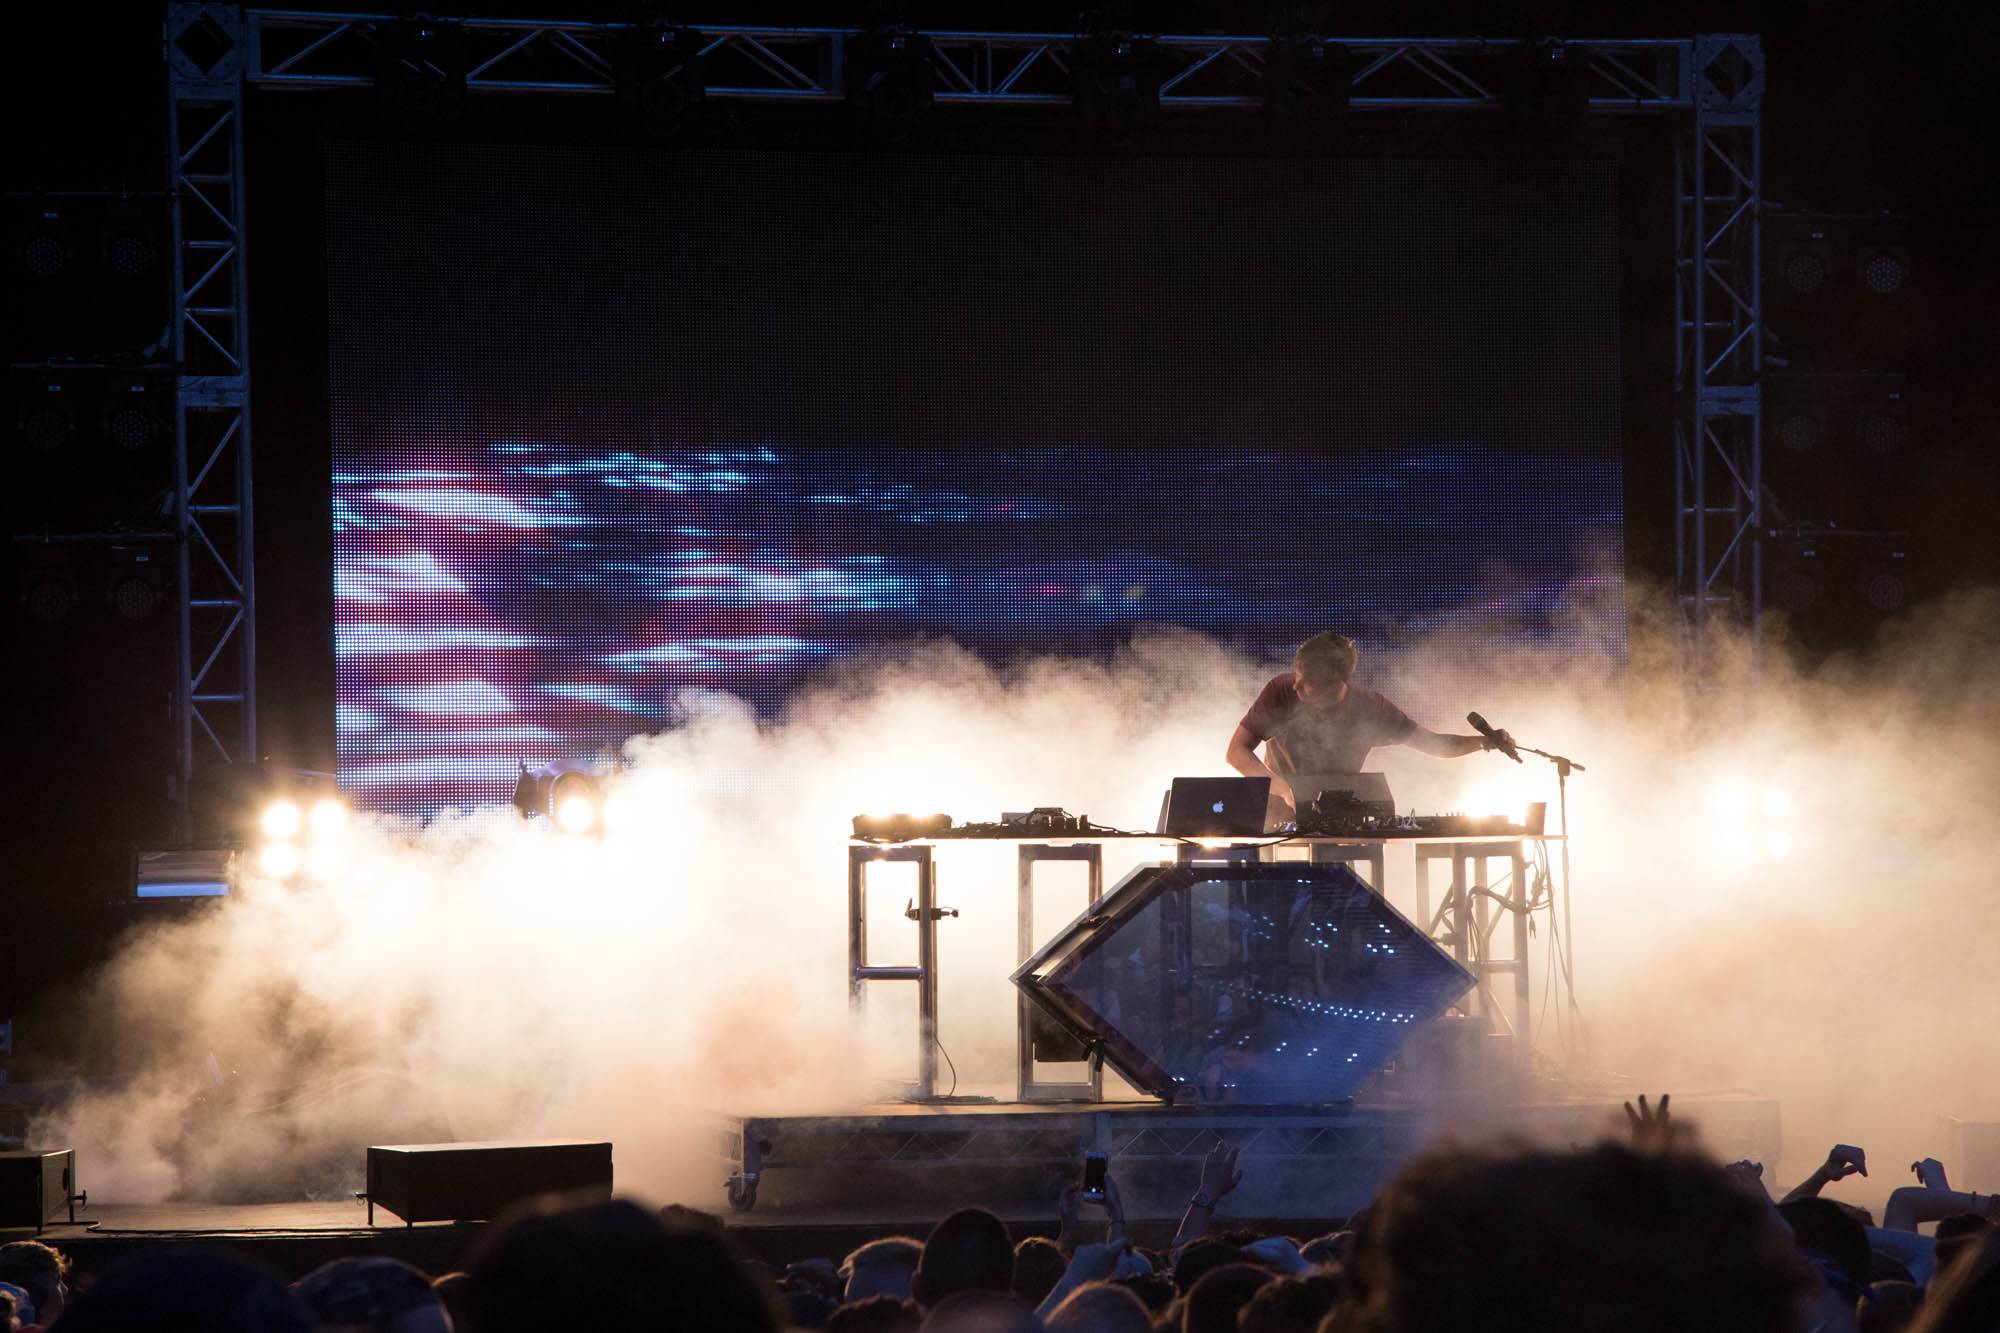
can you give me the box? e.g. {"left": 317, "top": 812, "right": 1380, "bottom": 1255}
{"left": 329, "top": 143, "right": 1623, "bottom": 816}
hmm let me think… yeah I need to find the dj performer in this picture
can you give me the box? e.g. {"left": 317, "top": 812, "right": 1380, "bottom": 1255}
{"left": 1225, "top": 631, "right": 1511, "bottom": 817}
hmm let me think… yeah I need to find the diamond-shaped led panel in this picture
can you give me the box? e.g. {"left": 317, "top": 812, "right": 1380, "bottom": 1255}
{"left": 1014, "top": 861, "right": 1473, "bottom": 1105}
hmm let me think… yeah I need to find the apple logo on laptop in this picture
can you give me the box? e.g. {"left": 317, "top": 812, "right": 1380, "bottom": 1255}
{"left": 1211, "top": 800, "right": 1225, "bottom": 814}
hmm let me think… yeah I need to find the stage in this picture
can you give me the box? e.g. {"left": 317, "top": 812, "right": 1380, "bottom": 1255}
{"left": 6, "top": 1090, "right": 1778, "bottom": 1277}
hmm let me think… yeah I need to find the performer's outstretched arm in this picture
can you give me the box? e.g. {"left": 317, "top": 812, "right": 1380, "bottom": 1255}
{"left": 1225, "top": 725, "right": 1294, "bottom": 807}
{"left": 1404, "top": 725, "right": 1495, "bottom": 759}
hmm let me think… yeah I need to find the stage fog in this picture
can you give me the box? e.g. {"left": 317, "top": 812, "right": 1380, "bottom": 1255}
{"left": 32, "top": 583, "right": 2000, "bottom": 1212}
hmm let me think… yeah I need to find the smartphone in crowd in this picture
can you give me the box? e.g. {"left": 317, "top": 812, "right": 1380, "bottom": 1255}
{"left": 1081, "top": 1151, "right": 1108, "bottom": 1204}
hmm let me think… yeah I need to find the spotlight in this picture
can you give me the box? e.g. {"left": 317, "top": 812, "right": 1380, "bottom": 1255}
{"left": 261, "top": 799, "right": 304, "bottom": 839}
{"left": 258, "top": 841, "right": 302, "bottom": 879}
{"left": 1774, "top": 223, "right": 1834, "bottom": 297}
{"left": 307, "top": 797, "right": 349, "bottom": 839}
{"left": 21, "top": 567, "right": 78, "bottom": 624}
{"left": 845, "top": 26, "right": 935, "bottom": 142}
{"left": 1761, "top": 789, "right": 1792, "bottom": 817}
{"left": 12, "top": 203, "right": 75, "bottom": 280}
{"left": 615, "top": 21, "right": 706, "bottom": 138}
{"left": 1771, "top": 401, "right": 1825, "bottom": 456}
{"left": 1765, "top": 830, "right": 1794, "bottom": 858}
{"left": 554, "top": 790, "right": 599, "bottom": 834}
{"left": 512, "top": 758, "right": 605, "bottom": 832}
{"left": 1857, "top": 561, "right": 1909, "bottom": 613}
{"left": 373, "top": 16, "right": 468, "bottom": 124}
{"left": 99, "top": 201, "right": 160, "bottom": 279}
{"left": 1856, "top": 399, "right": 1907, "bottom": 459}
{"left": 105, "top": 545, "right": 165, "bottom": 622}
{"left": 1856, "top": 243, "right": 1909, "bottom": 295}
{"left": 101, "top": 376, "right": 167, "bottom": 453}
{"left": 16, "top": 376, "right": 80, "bottom": 454}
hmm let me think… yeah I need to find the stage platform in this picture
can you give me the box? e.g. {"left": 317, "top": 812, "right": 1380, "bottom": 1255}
{"left": 717, "top": 1091, "right": 1783, "bottom": 1226}
{"left": 6, "top": 1092, "right": 1780, "bottom": 1276}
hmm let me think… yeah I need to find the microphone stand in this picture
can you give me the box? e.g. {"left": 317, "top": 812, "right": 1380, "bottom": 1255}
{"left": 1515, "top": 740, "right": 1587, "bottom": 1065}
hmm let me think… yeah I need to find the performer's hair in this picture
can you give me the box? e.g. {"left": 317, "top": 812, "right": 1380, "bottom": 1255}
{"left": 1294, "top": 631, "right": 1358, "bottom": 686}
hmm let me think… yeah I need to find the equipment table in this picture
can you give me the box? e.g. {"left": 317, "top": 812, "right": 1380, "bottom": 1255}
{"left": 847, "top": 831, "right": 1558, "bottom": 1101}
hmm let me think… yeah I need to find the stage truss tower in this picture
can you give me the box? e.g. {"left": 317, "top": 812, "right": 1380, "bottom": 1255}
{"left": 158, "top": 8, "right": 1764, "bottom": 831}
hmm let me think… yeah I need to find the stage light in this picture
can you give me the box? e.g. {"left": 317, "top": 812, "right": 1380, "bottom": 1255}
{"left": 12, "top": 203, "right": 75, "bottom": 280}
{"left": 258, "top": 841, "right": 302, "bottom": 879}
{"left": 307, "top": 797, "right": 349, "bottom": 840}
{"left": 105, "top": 545, "right": 164, "bottom": 622}
{"left": 1858, "top": 563, "right": 1909, "bottom": 613}
{"left": 1772, "top": 402, "right": 1824, "bottom": 455}
{"left": 16, "top": 377, "right": 79, "bottom": 454}
{"left": 100, "top": 201, "right": 160, "bottom": 279}
{"left": 1856, "top": 244, "right": 1909, "bottom": 295}
{"left": 1713, "top": 826, "right": 1753, "bottom": 863}
{"left": 1762, "top": 789, "right": 1792, "bottom": 817}
{"left": 1775, "top": 224, "right": 1834, "bottom": 296}
{"left": 1857, "top": 400, "right": 1907, "bottom": 458}
{"left": 20, "top": 560, "right": 79, "bottom": 624}
{"left": 555, "top": 791, "right": 598, "bottom": 834}
{"left": 845, "top": 26, "right": 935, "bottom": 142}
{"left": 1766, "top": 830, "right": 1795, "bottom": 858}
{"left": 1710, "top": 783, "right": 1751, "bottom": 820}
{"left": 261, "top": 799, "right": 304, "bottom": 839}
{"left": 615, "top": 21, "right": 706, "bottom": 138}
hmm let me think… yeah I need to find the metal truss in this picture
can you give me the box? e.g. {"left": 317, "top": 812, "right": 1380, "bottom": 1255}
{"left": 148, "top": 8, "right": 1759, "bottom": 835}
{"left": 243, "top": 13, "right": 1699, "bottom": 113}
{"left": 1674, "top": 36, "right": 1765, "bottom": 684}
{"left": 167, "top": 4, "right": 258, "bottom": 839}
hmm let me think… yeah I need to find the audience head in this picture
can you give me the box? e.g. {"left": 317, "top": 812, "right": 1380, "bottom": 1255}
{"left": 468, "top": 1192, "right": 776, "bottom": 1333}
{"left": 292, "top": 1256, "right": 450, "bottom": 1333}
{"left": 1043, "top": 1280, "right": 1152, "bottom": 1333}
{"left": 1181, "top": 1261, "right": 1274, "bottom": 1333}
{"left": 49, "top": 1247, "right": 310, "bottom": 1333}
{"left": 1912, "top": 1228, "right": 2000, "bottom": 1333}
{"left": 1010, "top": 1236, "right": 1068, "bottom": 1306}
{"left": 429, "top": 1272, "right": 475, "bottom": 1333}
{"left": 1172, "top": 1240, "right": 1242, "bottom": 1295}
{"left": 0, "top": 1283, "right": 21, "bottom": 1333}
{"left": 1856, "top": 1280, "right": 1921, "bottom": 1333}
{"left": 1341, "top": 1141, "right": 1812, "bottom": 1333}
{"left": 1113, "top": 1271, "right": 1174, "bottom": 1313}
{"left": 916, "top": 1289, "right": 1041, "bottom": 1333}
{"left": 1932, "top": 1213, "right": 1997, "bottom": 1280}
{"left": 0, "top": 1241, "right": 70, "bottom": 1327}
{"left": 1238, "top": 1272, "right": 1342, "bottom": 1333}
{"left": 1778, "top": 1197, "right": 1872, "bottom": 1303}
{"left": 827, "top": 1293, "right": 923, "bottom": 1333}
{"left": 845, "top": 1236, "right": 924, "bottom": 1304}
{"left": 913, "top": 1209, "right": 1014, "bottom": 1309}
{"left": 1299, "top": 1232, "right": 1349, "bottom": 1268}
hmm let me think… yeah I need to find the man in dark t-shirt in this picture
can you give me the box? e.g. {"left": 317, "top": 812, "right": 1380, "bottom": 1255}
{"left": 1225, "top": 631, "right": 1511, "bottom": 815}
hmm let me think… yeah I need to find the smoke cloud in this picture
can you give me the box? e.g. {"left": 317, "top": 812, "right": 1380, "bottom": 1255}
{"left": 31, "top": 585, "right": 2000, "bottom": 1214}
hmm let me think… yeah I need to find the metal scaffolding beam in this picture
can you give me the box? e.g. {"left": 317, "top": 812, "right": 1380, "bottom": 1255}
{"left": 167, "top": 4, "right": 258, "bottom": 839}
{"left": 1673, "top": 35, "right": 1765, "bottom": 685}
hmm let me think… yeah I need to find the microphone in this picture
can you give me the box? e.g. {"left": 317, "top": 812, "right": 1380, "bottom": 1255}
{"left": 1467, "top": 712, "right": 1521, "bottom": 763}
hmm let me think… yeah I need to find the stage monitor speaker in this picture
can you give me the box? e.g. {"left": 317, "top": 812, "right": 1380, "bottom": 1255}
{"left": 0, "top": 1148, "right": 77, "bottom": 1232}
{"left": 364, "top": 1139, "right": 612, "bottom": 1225}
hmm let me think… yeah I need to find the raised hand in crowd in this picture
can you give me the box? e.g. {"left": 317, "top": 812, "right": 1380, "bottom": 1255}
{"left": 1622, "top": 1092, "right": 1681, "bottom": 1151}
{"left": 1781, "top": 1143, "right": 1868, "bottom": 1203}
{"left": 1169, "top": 1140, "right": 1244, "bottom": 1254}
{"left": 1912, "top": 1156, "right": 1951, "bottom": 1191}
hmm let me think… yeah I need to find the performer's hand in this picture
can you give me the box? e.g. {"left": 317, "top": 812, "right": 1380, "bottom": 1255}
{"left": 1269, "top": 776, "right": 1295, "bottom": 808}
{"left": 1485, "top": 728, "right": 1516, "bottom": 753}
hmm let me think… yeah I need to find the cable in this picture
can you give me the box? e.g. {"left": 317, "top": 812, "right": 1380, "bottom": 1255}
{"left": 934, "top": 1033, "right": 959, "bottom": 1099}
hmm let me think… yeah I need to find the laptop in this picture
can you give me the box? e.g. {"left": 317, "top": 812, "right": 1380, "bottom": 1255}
{"left": 1286, "top": 772, "right": 1396, "bottom": 817}
{"left": 1158, "top": 776, "right": 1273, "bottom": 836}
